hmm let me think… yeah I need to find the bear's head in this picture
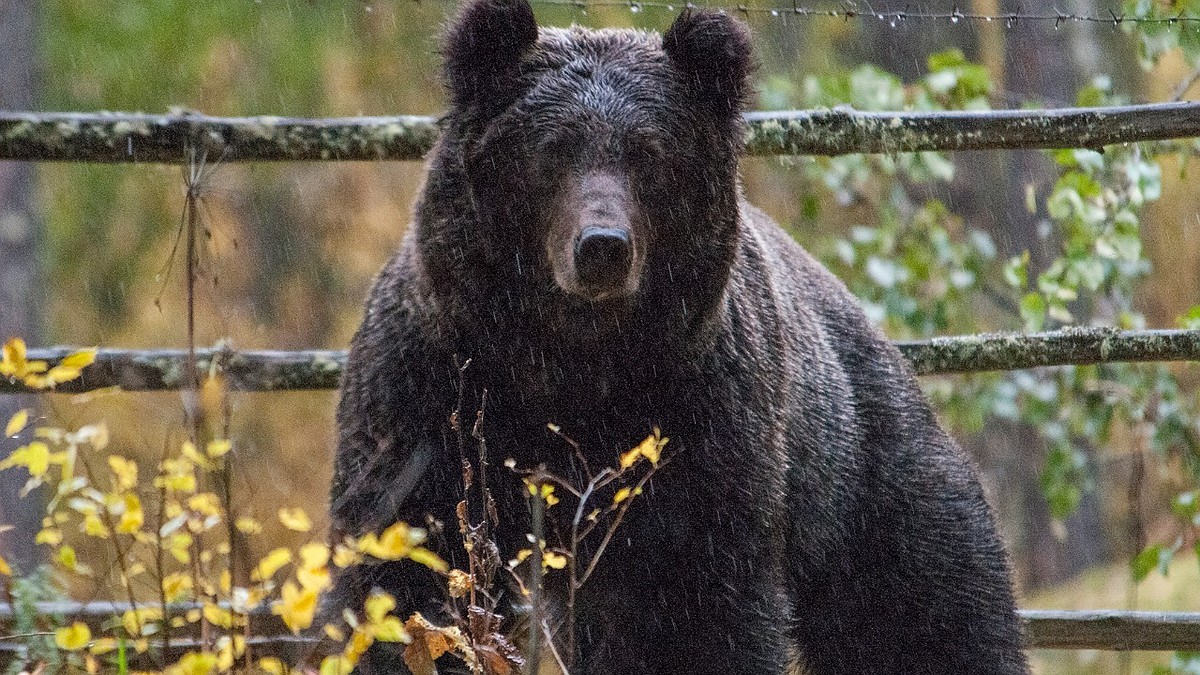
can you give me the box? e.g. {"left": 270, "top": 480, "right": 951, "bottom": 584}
{"left": 420, "top": 0, "right": 754, "bottom": 345}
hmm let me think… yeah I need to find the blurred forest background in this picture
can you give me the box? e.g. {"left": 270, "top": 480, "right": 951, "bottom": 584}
{"left": 3, "top": 0, "right": 1200, "bottom": 672}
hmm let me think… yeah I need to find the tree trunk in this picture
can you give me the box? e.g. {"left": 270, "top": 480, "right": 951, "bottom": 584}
{"left": 0, "top": 0, "right": 43, "bottom": 575}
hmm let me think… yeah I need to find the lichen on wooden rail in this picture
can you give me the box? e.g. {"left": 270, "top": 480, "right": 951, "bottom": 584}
{"left": 896, "top": 327, "right": 1200, "bottom": 375}
{"left": 1021, "top": 609, "right": 1200, "bottom": 651}
{"left": 1, "top": 603, "right": 1198, "bottom": 655}
{"left": 4, "top": 102, "right": 1200, "bottom": 163}
{"left": 744, "top": 102, "right": 1200, "bottom": 155}
{"left": 1, "top": 329, "right": 1198, "bottom": 394}
{"left": 0, "top": 111, "right": 439, "bottom": 163}
{"left": 0, "top": 347, "right": 345, "bottom": 394}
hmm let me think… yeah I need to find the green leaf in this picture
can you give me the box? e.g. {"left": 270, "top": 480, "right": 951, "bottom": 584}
{"left": 1004, "top": 253, "right": 1029, "bottom": 289}
{"left": 927, "top": 48, "right": 967, "bottom": 71}
{"left": 1179, "top": 306, "right": 1200, "bottom": 330}
{"left": 1131, "top": 544, "right": 1163, "bottom": 582}
{"left": 1020, "top": 293, "right": 1046, "bottom": 332}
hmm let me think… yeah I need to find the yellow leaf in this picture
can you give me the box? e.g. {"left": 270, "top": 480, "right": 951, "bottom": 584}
{"left": 332, "top": 543, "right": 360, "bottom": 568}
{"left": 0, "top": 555, "right": 10, "bottom": 576}
{"left": 0, "top": 441, "right": 51, "bottom": 477}
{"left": 258, "top": 657, "right": 287, "bottom": 675}
{"left": 117, "top": 494, "right": 144, "bottom": 533}
{"left": 22, "top": 373, "right": 49, "bottom": 389}
{"left": 543, "top": 551, "right": 568, "bottom": 570}
{"left": 5, "top": 409, "right": 28, "bottom": 437}
{"left": 88, "top": 637, "right": 118, "bottom": 655}
{"left": 107, "top": 455, "right": 138, "bottom": 490}
{"left": 167, "top": 532, "right": 192, "bottom": 564}
{"left": 0, "top": 338, "right": 27, "bottom": 377}
{"left": 356, "top": 521, "right": 426, "bottom": 560}
{"left": 169, "top": 650, "right": 219, "bottom": 675}
{"left": 374, "top": 616, "right": 411, "bottom": 643}
{"left": 278, "top": 507, "right": 312, "bottom": 532}
{"left": 299, "top": 542, "right": 330, "bottom": 569}
{"left": 60, "top": 348, "right": 97, "bottom": 370}
{"left": 235, "top": 516, "right": 262, "bottom": 534}
{"left": 324, "top": 623, "right": 346, "bottom": 642}
{"left": 82, "top": 513, "right": 109, "bottom": 538}
{"left": 45, "top": 365, "right": 82, "bottom": 385}
{"left": 59, "top": 545, "right": 78, "bottom": 570}
{"left": 252, "top": 547, "right": 292, "bottom": 581}
{"left": 35, "top": 527, "right": 62, "bottom": 545}
{"left": 162, "top": 573, "right": 193, "bottom": 602}
{"left": 203, "top": 602, "right": 235, "bottom": 629}
{"left": 613, "top": 487, "right": 632, "bottom": 505}
{"left": 206, "top": 439, "right": 231, "bottom": 458}
{"left": 187, "top": 492, "right": 221, "bottom": 517}
{"left": 408, "top": 546, "right": 449, "bottom": 573}
{"left": 364, "top": 592, "right": 396, "bottom": 624}
{"left": 618, "top": 446, "right": 642, "bottom": 469}
{"left": 122, "top": 607, "right": 163, "bottom": 637}
{"left": 180, "top": 441, "right": 211, "bottom": 469}
{"left": 298, "top": 564, "right": 331, "bottom": 593}
{"left": 319, "top": 655, "right": 354, "bottom": 675}
{"left": 273, "top": 580, "right": 318, "bottom": 634}
{"left": 55, "top": 621, "right": 91, "bottom": 650}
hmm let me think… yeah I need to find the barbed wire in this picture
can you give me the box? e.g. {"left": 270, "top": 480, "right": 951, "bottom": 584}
{"left": 521, "top": 0, "right": 1200, "bottom": 27}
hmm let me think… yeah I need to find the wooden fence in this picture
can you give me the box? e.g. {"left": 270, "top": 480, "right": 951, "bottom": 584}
{"left": 2, "top": 103, "right": 1200, "bottom": 662}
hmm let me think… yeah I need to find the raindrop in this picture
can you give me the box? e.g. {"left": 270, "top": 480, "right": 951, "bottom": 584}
{"left": 364, "top": 4, "right": 373, "bottom": 12}
{"left": 629, "top": 2, "right": 640, "bottom": 12}
{"left": 889, "top": 18, "right": 896, "bottom": 27}
{"left": 666, "top": 4, "right": 674, "bottom": 9}
{"left": 950, "top": 15, "right": 959, "bottom": 23}
{"left": 770, "top": 9, "right": 778, "bottom": 16}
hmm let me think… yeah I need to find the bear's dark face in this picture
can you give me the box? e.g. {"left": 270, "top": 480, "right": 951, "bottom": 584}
{"left": 429, "top": 0, "right": 754, "bottom": 335}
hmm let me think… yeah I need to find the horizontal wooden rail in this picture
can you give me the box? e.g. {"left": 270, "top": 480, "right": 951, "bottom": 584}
{"left": 1, "top": 603, "right": 1198, "bottom": 655}
{"left": 1, "top": 328, "right": 1197, "bottom": 394}
{"left": 3, "top": 102, "right": 1200, "bottom": 163}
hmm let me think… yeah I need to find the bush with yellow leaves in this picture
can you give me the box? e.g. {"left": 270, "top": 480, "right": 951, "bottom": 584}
{"left": 0, "top": 336, "right": 668, "bottom": 675}
{"left": 0, "top": 339, "right": 451, "bottom": 674}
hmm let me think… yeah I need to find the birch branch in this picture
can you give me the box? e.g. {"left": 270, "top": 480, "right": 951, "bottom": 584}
{"left": 3, "top": 102, "right": 1200, "bottom": 163}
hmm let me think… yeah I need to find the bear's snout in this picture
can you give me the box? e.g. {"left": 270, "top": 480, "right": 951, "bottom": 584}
{"left": 575, "top": 226, "right": 632, "bottom": 288}
{"left": 547, "top": 172, "right": 645, "bottom": 303}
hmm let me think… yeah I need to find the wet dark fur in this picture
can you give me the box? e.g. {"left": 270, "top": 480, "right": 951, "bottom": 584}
{"left": 329, "top": 2, "right": 1030, "bottom": 672}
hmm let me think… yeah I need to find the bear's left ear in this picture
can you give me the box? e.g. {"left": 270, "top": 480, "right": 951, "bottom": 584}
{"left": 443, "top": 0, "right": 539, "bottom": 110}
{"left": 663, "top": 9, "right": 754, "bottom": 116}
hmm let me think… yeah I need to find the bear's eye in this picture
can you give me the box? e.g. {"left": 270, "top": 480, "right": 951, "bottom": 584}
{"left": 534, "top": 130, "right": 587, "bottom": 160}
{"left": 625, "top": 131, "right": 667, "bottom": 166}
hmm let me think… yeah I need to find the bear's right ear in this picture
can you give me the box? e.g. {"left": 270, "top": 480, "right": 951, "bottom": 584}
{"left": 443, "top": 0, "right": 539, "bottom": 110}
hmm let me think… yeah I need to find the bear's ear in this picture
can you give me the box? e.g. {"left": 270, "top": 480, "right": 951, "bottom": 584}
{"left": 443, "top": 0, "right": 539, "bottom": 110}
{"left": 663, "top": 9, "right": 754, "bottom": 116}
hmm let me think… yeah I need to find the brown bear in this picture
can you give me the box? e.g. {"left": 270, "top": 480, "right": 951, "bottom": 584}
{"left": 329, "top": 1, "right": 1030, "bottom": 673}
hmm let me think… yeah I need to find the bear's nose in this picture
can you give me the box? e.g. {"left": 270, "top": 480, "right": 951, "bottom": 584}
{"left": 575, "top": 226, "right": 632, "bottom": 289}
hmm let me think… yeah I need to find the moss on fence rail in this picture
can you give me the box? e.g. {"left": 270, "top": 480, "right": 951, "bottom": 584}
{"left": 1, "top": 328, "right": 1197, "bottom": 394}
{"left": 4, "top": 102, "right": 1200, "bottom": 163}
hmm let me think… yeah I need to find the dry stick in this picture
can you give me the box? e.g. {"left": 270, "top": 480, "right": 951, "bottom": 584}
{"left": 525, "top": 474, "right": 544, "bottom": 675}
{"left": 5, "top": 103, "right": 1200, "bottom": 163}
{"left": 539, "top": 620, "right": 570, "bottom": 675}
{"left": 155, "top": 440, "right": 172, "bottom": 657}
